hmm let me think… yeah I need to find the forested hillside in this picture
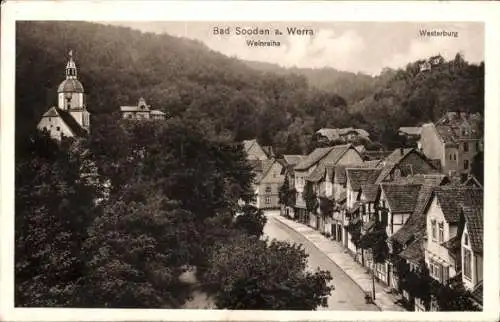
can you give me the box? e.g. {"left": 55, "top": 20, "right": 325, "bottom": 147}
{"left": 244, "top": 60, "right": 394, "bottom": 104}
{"left": 16, "top": 21, "right": 484, "bottom": 153}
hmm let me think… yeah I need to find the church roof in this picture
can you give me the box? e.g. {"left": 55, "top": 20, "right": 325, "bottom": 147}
{"left": 41, "top": 106, "right": 87, "bottom": 137}
{"left": 57, "top": 78, "right": 84, "bottom": 93}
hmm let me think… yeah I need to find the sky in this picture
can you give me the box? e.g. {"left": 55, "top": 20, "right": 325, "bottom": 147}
{"left": 104, "top": 21, "right": 483, "bottom": 76}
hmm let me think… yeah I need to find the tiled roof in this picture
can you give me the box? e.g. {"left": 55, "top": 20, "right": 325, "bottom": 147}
{"left": 58, "top": 109, "right": 88, "bottom": 137}
{"left": 381, "top": 183, "right": 422, "bottom": 213}
{"left": 399, "top": 239, "right": 425, "bottom": 263}
{"left": 242, "top": 139, "right": 257, "bottom": 153}
{"left": 463, "top": 206, "right": 483, "bottom": 253}
{"left": 346, "top": 168, "right": 382, "bottom": 191}
{"left": 360, "top": 184, "right": 379, "bottom": 202}
{"left": 399, "top": 127, "right": 422, "bottom": 136}
{"left": 375, "top": 148, "right": 438, "bottom": 183}
{"left": 441, "top": 235, "right": 461, "bottom": 252}
{"left": 392, "top": 174, "right": 448, "bottom": 186}
{"left": 255, "top": 159, "right": 274, "bottom": 183}
{"left": 364, "top": 159, "right": 382, "bottom": 167}
{"left": 471, "top": 281, "right": 483, "bottom": 305}
{"left": 363, "top": 151, "right": 392, "bottom": 161}
{"left": 434, "top": 187, "right": 483, "bottom": 223}
{"left": 433, "top": 112, "right": 483, "bottom": 144}
{"left": 392, "top": 184, "right": 438, "bottom": 245}
{"left": 41, "top": 106, "right": 88, "bottom": 137}
{"left": 295, "top": 144, "right": 352, "bottom": 171}
{"left": 333, "top": 162, "right": 380, "bottom": 185}
{"left": 306, "top": 164, "right": 326, "bottom": 182}
{"left": 282, "top": 154, "right": 306, "bottom": 166}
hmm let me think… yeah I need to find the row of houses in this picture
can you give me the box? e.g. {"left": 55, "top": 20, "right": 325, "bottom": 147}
{"left": 243, "top": 112, "right": 483, "bottom": 311}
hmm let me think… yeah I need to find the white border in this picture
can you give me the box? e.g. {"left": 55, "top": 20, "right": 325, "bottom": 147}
{"left": 1, "top": 1, "right": 499, "bottom": 321}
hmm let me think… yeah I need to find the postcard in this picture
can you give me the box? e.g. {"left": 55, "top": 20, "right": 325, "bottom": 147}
{"left": 1, "top": 1, "right": 499, "bottom": 321}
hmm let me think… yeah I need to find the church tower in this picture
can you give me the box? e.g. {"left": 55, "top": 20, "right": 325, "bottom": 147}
{"left": 57, "top": 50, "right": 90, "bottom": 131}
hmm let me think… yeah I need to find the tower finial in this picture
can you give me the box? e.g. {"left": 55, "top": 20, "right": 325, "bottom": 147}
{"left": 69, "top": 49, "right": 73, "bottom": 59}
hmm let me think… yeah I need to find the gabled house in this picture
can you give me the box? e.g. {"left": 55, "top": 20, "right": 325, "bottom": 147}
{"left": 120, "top": 97, "right": 166, "bottom": 120}
{"left": 345, "top": 168, "right": 382, "bottom": 256}
{"left": 279, "top": 154, "right": 306, "bottom": 218}
{"left": 420, "top": 112, "right": 483, "bottom": 176}
{"left": 252, "top": 159, "right": 285, "bottom": 210}
{"left": 374, "top": 183, "right": 422, "bottom": 286}
{"left": 423, "top": 187, "right": 483, "bottom": 288}
{"left": 242, "top": 139, "right": 269, "bottom": 161}
{"left": 294, "top": 144, "right": 363, "bottom": 224}
{"left": 460, "top": 206, "right": 483, "bottom": 309}
{"left": 375, "top": 148, "right": 440, "bottom": 184}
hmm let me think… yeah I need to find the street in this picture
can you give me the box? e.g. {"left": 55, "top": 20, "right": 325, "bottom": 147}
{"left": 263, "top": 211, "right": 379, "bottom": 311}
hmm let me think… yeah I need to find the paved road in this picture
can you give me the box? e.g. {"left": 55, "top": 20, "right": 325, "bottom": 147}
{"left": 263, "top": 212, "right": 379, "bottom": 311}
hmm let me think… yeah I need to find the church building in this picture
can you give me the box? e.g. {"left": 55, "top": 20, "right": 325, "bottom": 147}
{"left": 37, "top": 50, "right": 91, "bottom": 140}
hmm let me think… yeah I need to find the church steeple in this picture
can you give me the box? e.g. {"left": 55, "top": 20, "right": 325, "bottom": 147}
{"left": 65, "top": 49, "right": 78, "bottom": 79}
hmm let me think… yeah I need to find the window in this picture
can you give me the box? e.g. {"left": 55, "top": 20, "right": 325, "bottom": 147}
{"left": 453, "top": 154, "right": 457, "bottom": 161}
{"left": 265, "top": 196, "right": 271, "bottom": 205}
{"left": 463, "top": 142, "right": 469, "bottom": 152}
{"left": 449, "top": 154, "right": 453, "bottom": 161}
{"left": 464, "top": 160, "right": 469, "bottom": 170}
{"left": 476, "top": 142, "right": 480, "bottom": 151}
{"left": 265, "top": 186, "right": 272, "bottom": 193}
{"left": 429, "top": 259, "right": 442, "bottom": 282}
{"left": 431, "top": 220, "right": 437, "bottom": 241}
{"left": 438, "top": 222, "right": 444, "bottom": 243}
{"left": 463, "top": 248, "right": 472, "bottom": 280}
{"left": 464, "top": 233, "right": 469, "bottom": 246}
{"left": 56, "top": 126, "right": 60, "bottom": 131}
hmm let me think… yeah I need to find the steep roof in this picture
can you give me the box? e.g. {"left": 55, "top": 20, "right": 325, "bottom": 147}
{"left": 255, "top": 159, "right": 274, "bottom": 183}
{"left": 41, "top": 107, "right": 87, "bottom": 137}
{"left": 346, "top": 168, "right": 381, "bottom": 191}
{"left": 399, "top": 126, "right": 422, "bottom": 136}
{"left": 433, "top": 187, "right": 483, "bottom": 223}
{"left": 295, "top": 144, "right": 353, "bottom": 171}
{"left": 381, "top": 183, "right": 422, "bottom": 213}
{"left": 243, "top": 139, "right": 257, "bottom": 153}
{"left": 399, "top": 239, "right": 425, "bottom": 263}
{"left": 306, "top": 164, "right": 326, "bottom": 182}
{"left": 333, "top": 162, "right": 381, "bottom": 185}
{"left": 282, "top": 154, "right": 306, "bottom": 166}
{"left": 375, "top": 148, "right": 438, "bottom": 184}
{"left": 463, "top": 206, "right": 483, "bottom": 253}
{"left": 392, "top": 183, "right": 440, "bottom": 245}
{"left": 360, "top": 184, "right": 379, "bottom": 202}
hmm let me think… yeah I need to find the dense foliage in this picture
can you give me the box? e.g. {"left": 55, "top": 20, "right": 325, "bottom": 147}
{"left": 16, "top": 21, "right": 484, "bottom": 154}
{"left": 15, "top": 117, "right": 334, "bottom": 309}
{"left": 15, "top": 131, "right": 98, "bottom": 306}
{"left": 203, "top": 236, "right": 333, "bottom": 310}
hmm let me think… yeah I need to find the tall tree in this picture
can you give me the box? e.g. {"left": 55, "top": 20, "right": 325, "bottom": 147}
{"left": 202, "top": 235, "right": 333, "bottom": 310}
{"left": 15, "top": 131, "right": 98, "bottom": 306}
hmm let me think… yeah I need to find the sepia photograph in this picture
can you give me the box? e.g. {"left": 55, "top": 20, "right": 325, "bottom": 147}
{"left": 1, "top": 1, "right": 499, "bottom": 322}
